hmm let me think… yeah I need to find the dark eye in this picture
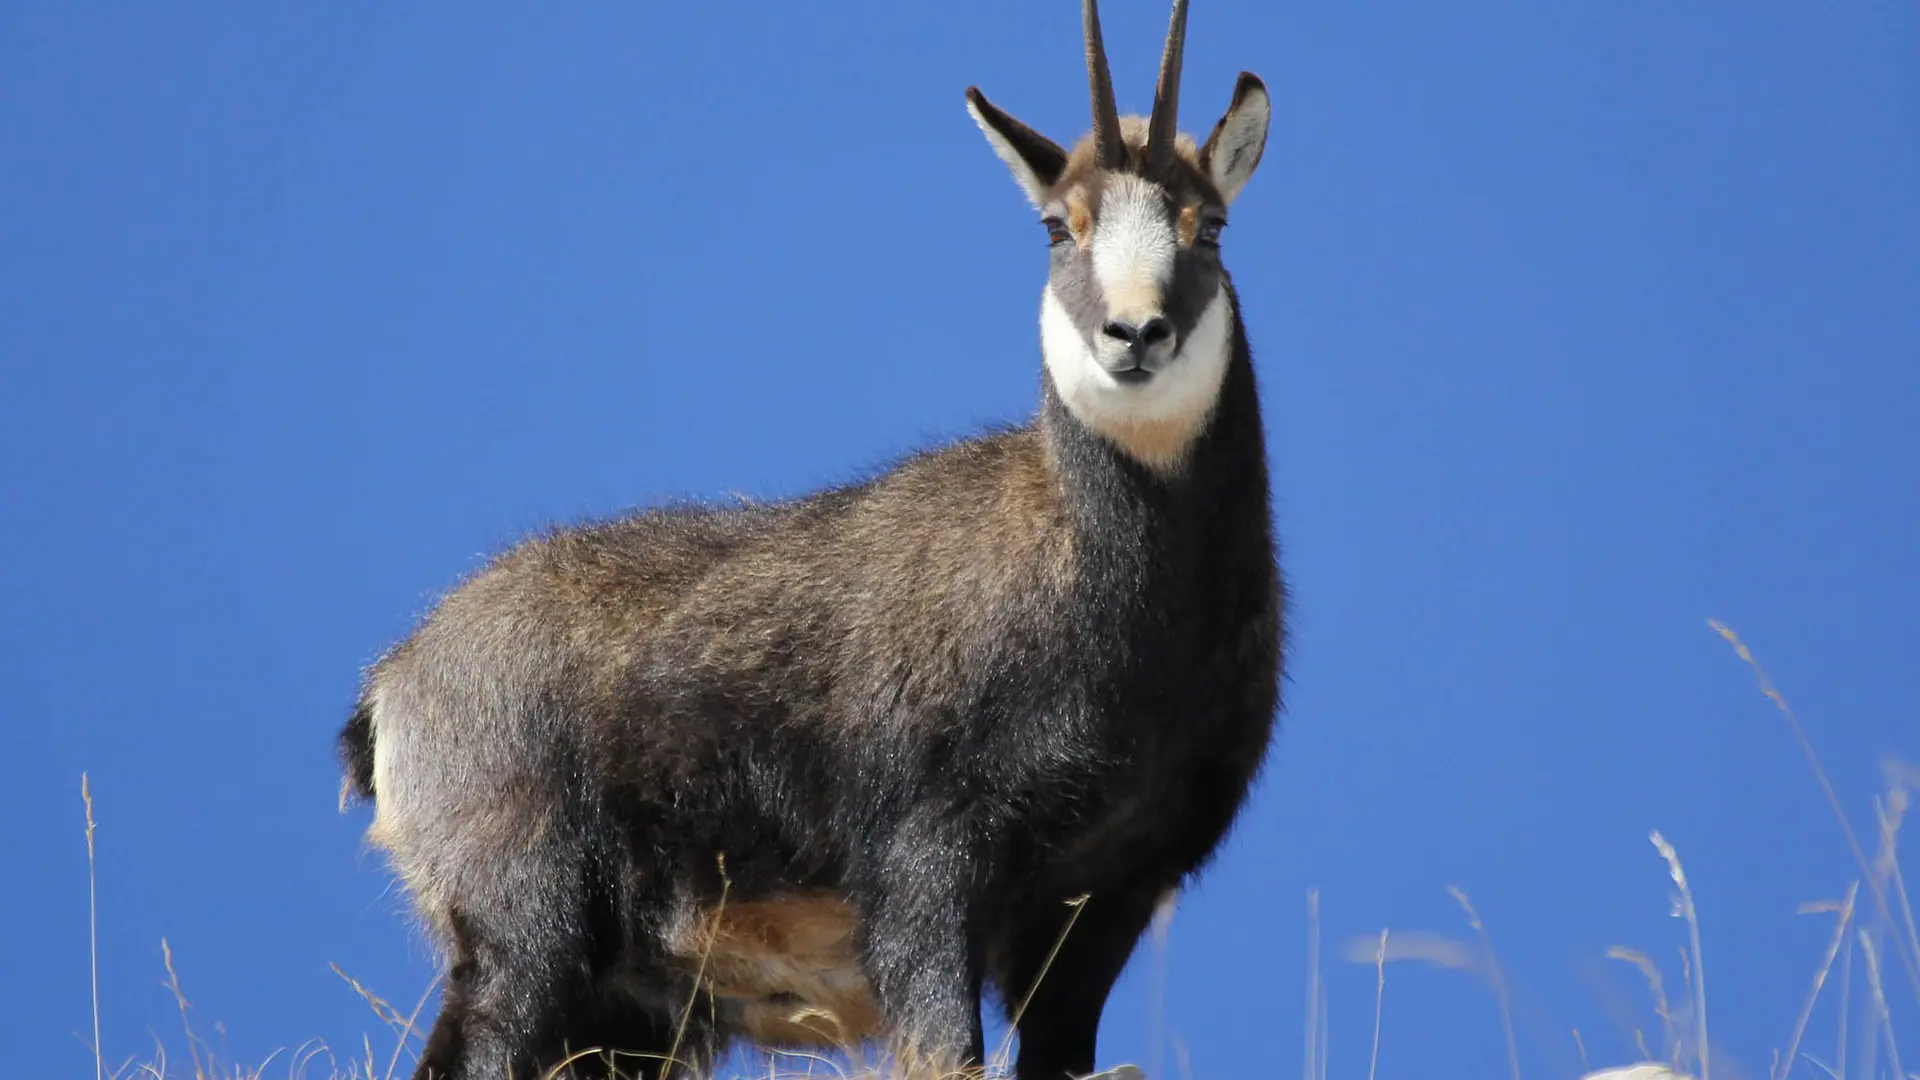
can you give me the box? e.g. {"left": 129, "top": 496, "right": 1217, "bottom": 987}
{"left": 1042, "top": 217, "right": 1073, "bottom": 247}
{"left": 1197, "top": 216, "right": 1226, "bottom": 248}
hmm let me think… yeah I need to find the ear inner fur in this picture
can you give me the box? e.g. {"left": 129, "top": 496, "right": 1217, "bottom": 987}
{"left": 966, "top": 88, "right": 1069, "bottom": 205}
{"left": 1201, "top": 72, "right": 1270, "bottom": 204}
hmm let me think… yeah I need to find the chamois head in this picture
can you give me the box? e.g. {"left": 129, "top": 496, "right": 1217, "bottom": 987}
{"left": 967, "top": 0, "right": 1270, "bottom": 472}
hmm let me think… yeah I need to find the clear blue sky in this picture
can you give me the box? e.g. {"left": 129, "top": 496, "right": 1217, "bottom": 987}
{"left": 2, "top": 2, "right": 1915, "bottom": 1077}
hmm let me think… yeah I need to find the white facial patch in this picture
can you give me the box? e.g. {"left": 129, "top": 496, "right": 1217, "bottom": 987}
{"left": 1091, "top": 175, "right": 1176, "bottom": 322}
{"left": 1042, "top": 282, "right": 1235, "bottom": 473}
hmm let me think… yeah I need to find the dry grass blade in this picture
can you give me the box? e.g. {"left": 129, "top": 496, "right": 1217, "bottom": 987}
{"left": 1797, "top": 1054, "right": 1840, "bottom": 1080}
{"left": 1859, "top": 928, "right": 1906, "bottom": 1080}
{"left": 1000, "top": 891, "right": 1091, "bottom": 1062}
{"left": 1343, "top": 929, "right": 1480, "bottom": 973}
{"left": 1709, "top": 620, "right": 1920, "bottom": 1002}
{"left": 764, "top": 1047, "right": 855, "bottom": 1080}
{"left": 1777, "top": 884, "right": 1858, "bottom": 1080}
{"left": 1649, "top": 832, "right": 1707, "bottom": 1080}
{"left": 83, "top": 774, "right": 105, "bottom": 1080}
{"left": 1149, "top": 889, "right": 1177, "bottom": 1080}
{"left": 329, "top": 964, "right": 410, "bottom": 1035}
{"left": 542, "top": 1044, "right": 679, "bottom": 1080}
{"left": 1312, "top": 984, "right": 1328, "bottom": 1080}
{"left": 1607, "top": 947, "right": 1679, "bottom": 1064}
{"left": 1876, "top": 767, "right": 1920, "bottom": 999}
{"left": 1367, "top": 928, "right": 1388, "bottom": 1080}
{"left": 663, "top": 855, "right": 734, "bottom": 1080}
{"left": 381, "top": 973, "right": 440, "bottom": 1080}
{"left": 163, "top": 938, "right": 209, "bottom": 1080}
{"left": 1447, "top": 885, "right": 1522, "bottom": 1080}
{"left": 288, "top": 1040, "right": 334, "bottom": 1080}
{"left": 250, "top": 1044, "right": 288, "bottom": 1079}
{"left": 1676, "top": 946, "right": 1695, "bottom": 1069}
{"left": 1304, "top": 889, "right": 1321, "bottom": 1080}
{"left": 1837, "top": 916, "right": 1854, "bottom": 1080}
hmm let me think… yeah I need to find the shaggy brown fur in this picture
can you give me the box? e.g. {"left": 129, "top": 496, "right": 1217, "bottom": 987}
{"left": 338, "top": 4, "right": 1283, "bottom": 1079}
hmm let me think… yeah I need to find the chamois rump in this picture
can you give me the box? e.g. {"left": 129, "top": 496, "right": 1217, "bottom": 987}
{"left": 338, "top": 2, "right": 1285, "bottom": 1077}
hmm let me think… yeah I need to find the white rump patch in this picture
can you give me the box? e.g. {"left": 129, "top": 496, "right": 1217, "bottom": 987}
{"left": 1042, "top": 283, "right": 1234, "bottom": 472}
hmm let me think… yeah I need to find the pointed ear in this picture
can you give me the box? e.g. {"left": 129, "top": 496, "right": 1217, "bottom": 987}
{"left": 1200, "top": 73, "right": 1270, "bottom": 205}
{"left": 966, "top": 87, "right": 1069, "bottom": 209}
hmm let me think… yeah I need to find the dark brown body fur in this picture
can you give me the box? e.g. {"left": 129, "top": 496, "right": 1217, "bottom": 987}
{"left": 344, "top": 3, "right": 1284, "bottom": 1069}
{"left": 341, "top": 293, "right": 1283, "bottom": 1078}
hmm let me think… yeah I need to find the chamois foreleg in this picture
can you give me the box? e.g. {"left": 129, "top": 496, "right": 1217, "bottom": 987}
{"left": 998, "top": 886, "right": 1165, "bottom": 1080}
{"left": 857, "top": 810, "right": 990, "bottom": 1074}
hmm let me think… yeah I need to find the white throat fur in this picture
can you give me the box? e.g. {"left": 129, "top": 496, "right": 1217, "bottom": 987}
{"left": 1040, "top": 283, "right": 1234, "bottom": 472}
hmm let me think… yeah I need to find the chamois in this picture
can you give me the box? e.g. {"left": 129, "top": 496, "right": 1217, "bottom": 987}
{"left": 338, "top": 2, "right": 1284, "bottom": 1077}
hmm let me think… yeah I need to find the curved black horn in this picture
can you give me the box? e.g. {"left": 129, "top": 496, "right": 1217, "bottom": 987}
{"left": 1146, "top": 0, "right": 1190, "bottom": 169}
{"left": 1084, "top": 0, "right": 1126, "bottom": 169}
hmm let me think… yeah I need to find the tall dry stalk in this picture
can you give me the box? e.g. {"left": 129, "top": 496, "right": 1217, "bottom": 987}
{"left": 1857, "top": 929, "right": 1904, "bottom": 1080}
{"left": 1873, "top": 777, "right": 1920, "bottom": 1002}
{"left": 83, "top": 774, "right": 103, "bottom": 1080}
{"left": 163, "top": 938, "right": 208, "bottom": 1080}
{"left": 1304, "top": 890, "right": 1322, "bottom": 1080}
{"left": 1648, "top": 832, "right": 1707, "bottom": 1080}
{"left": 1447, "top": 886, "right": 1521, "bottom": 1080}
{"left": 1777, "top": 884, "right": 1857, "bottom": 1080}
{"left": 1709, "top": 620, "right": 1920, "bottom": 1002}
{"left": 994, "top": 892, "right": 1091, "bottom": 1071}
{"left": 1367, "top": 929, "right": 1388, "bottom": 1080}
{"left": 1606, "top": 947, "right": 1679, "bottom": 1067}
{"left": 1149, "top": 889, "right": 1177, "bottom": 1080}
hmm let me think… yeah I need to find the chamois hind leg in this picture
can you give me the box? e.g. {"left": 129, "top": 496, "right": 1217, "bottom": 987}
{"left": 997, "top": 887, "right": 1163, "bottom": 1080}
{"left": 408, "top": 840, "right": 612, "bottom": 1080}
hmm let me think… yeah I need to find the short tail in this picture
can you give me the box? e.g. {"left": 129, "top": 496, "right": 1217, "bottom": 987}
{"left": 339, "top": 694, "right": 377, "bottom": 803}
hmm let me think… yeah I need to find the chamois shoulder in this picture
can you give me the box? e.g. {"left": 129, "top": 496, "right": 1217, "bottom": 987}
{"left": 639, "top": 424, "right": 1073, "bottom": 629}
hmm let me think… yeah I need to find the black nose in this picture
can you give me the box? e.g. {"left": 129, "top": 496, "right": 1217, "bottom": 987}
{"left": 1101, "top": 316, "right": 1173, "bottom": 350}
